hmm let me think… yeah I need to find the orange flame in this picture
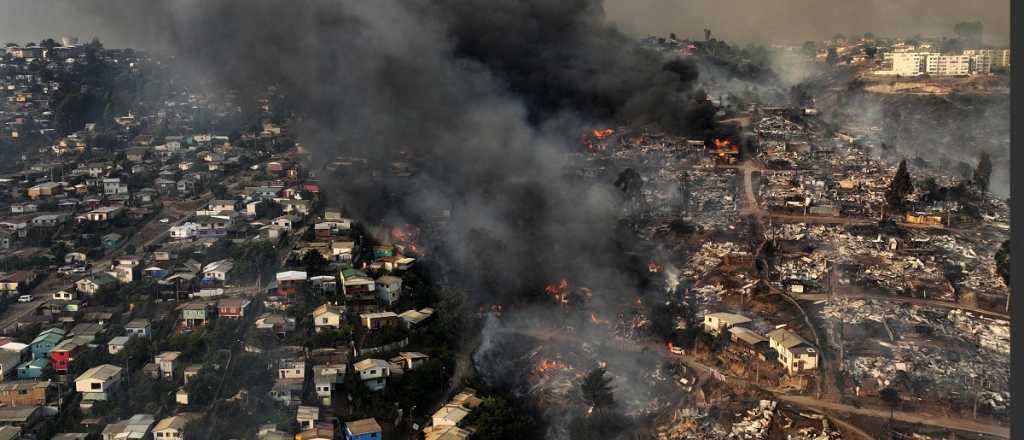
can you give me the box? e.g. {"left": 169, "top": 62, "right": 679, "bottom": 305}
{"left": 534, "top": 359, "right": 567, "bottom": 374}
{"left": 712, "top": 138, "right": 738, "bottom": 153}
{"left": 648, "top": 260, "right": 661, "bottom": 273}
{"left": 592, "top": 128, "right": 615, "bottom": 139}
{"left": 544, "top": 278, "right": 570, "bottom": 301}
{"left": 590, "top": 313, "right": 610, "bottom": 325}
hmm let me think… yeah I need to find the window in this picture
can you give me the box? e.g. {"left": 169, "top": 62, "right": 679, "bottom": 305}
{"left": 90, "top": 382, "right": 101, "bottom": 390}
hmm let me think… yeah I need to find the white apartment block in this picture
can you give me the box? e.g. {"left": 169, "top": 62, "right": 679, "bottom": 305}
{"left": 890, "top": 52, "right": 929, "bottom": 76}
{"left": 926, "top": 54, "right": 970, "bottom": 76}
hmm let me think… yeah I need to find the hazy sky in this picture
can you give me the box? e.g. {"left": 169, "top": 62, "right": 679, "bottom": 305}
{"left": 0, "top": 0, "right": 1011, "bottom": 48}
{"left": 603, "top": 0, "right": 1010, "bottom": 46}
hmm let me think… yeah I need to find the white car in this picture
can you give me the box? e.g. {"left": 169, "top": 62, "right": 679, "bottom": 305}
{"left": 159, "top": 218, "right": 170, "bottom": 223}
{"left": 17, "top": 295, "right": 32, "bottom": 303}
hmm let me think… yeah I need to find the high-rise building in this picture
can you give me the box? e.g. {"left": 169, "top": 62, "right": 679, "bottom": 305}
{"left": 963, "top": 49, "right": 994, "bottom": 74}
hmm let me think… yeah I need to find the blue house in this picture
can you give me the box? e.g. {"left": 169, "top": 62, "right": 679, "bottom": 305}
{"left": 344, "top": 418, "right": 382, "bottom": 440}
{"left": 30, "top": 327, "right": 66, "bottom": 360}
{"left": 16, "top": 358, "right": 49, "bottom": 379}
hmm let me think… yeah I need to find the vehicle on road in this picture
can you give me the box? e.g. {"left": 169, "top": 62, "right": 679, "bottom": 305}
{"left": 17, "top": 295, "right": 32, "bottom": 303}
{"left": 160, "top": 218, "right": 170, "bottom": 223}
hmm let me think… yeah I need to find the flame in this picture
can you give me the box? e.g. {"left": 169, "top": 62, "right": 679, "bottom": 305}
{"left": 534, "top": 359, "right": 567, "bottom": 375}
{"left": 712, "top": 138, "right": 738, "bottom": 153}
{"left": 648, "top": 260, "right": 661, "bottom": 273}
{"left": 592, "top": 128, "right": 615, "bottom": 139}
{"left": 544, "top": 278, "right": 570, "bottom": 301}
{"left": 590, "top": 313, "right": 610, "bottom": 325}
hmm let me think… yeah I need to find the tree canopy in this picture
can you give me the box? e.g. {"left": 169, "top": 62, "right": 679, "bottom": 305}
{"left": 885, "top": 160, "right": 913, "bottom": 211}
{"left": 973, "top": 151, "right": 992, "bottom": 193}
{"left": 579, "top": 367, "right": 615, "bottom": 410}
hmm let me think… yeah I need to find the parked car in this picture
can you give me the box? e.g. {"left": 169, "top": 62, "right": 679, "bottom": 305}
{"left": 17, "top": 295, "right": 33, "bottom": 303}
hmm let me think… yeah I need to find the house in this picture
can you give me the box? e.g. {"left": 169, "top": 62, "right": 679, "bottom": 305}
{"left": 702, "top": 312, "right": 752, "bottom": 335}
{"left": 255, "top": 313, "right": 296, "bottom": 337}
{"left": 101, "top": 414, "right": 155, "bottom": 440}
{"left": 432, "top": 404, "right": 471, "bottom": 428}
{"left": 30, "top": 327, "right": 66, "bottom": 359}
{"left": 312, "top": 304, "right": 345, "bottom": 332}
{"left": 268, "top": 378, "right": 304, "bottom": 406}
{"left": 108, "top": 336, "right": 130, "bottom": 355}
{"left": 0, "top": 406, "right": 42, "bottom": 428}
{"left": 393, "top": 352, "right": 429, "bottom": 371}
{"left": 76, "top": 364, "right": 123, "bottom": 401}
{"left": 176, "top": 387, "right": 190, "bottom": 406}
{"left": 113, "top": 265, "right": 138, "bottom": 284}
{"left": 202, "top": 259, "right": 235, "bottom": 283}
{"left": 218, "top": 297, "right": 251, "bottom": 319}
{"left": 766, "top": 328, "right": 819, "bottom": 374}
{"left": 359, "top": 312, "right": 399, "bottom": 331}
{"left": 15, "top": 358, "right": 48, "bottom": 379}
{"left": 183, "top": 364, "right": 203, "bottom": 385}
{"left": 375, "top": 275, "right": 402, "bottom": 306}
{"left": 309, "top": 275, "right": 337, "bottom": 295}
{"left": 340, "top": 269, "right": 375, "bottom": 296}
{"left": 27, "top": 182, "right": 61, "bottom": 199}
{"left": 271, "top": 215, "right": 297, "bottom": 231}
{"left": 155, "top": 351, "right": 182, "bottom": 379}
{"left": 299, "top": 423, "right": 335, "bottom": 440}
{"left": 312, "top": 364, "right": 346, "bottom": 405}
{"left": 276, "top": 271, "right": 307, "bottom": 296}
{"left": 125, "top": 319, "right": 151, "bottom": 337}
{"left": 170, "top": 223, "right": 199, "bottom": 239}
{"left": 278, "top": 358, "right": 306, "bottom": 380}
{"left": 82, "top": 206, "right": 123, "bottom": 223}
{"left": 279, "top": 199, "right": 311, "bottom": 215}
{"left": 102, "top": 178, "right": 129, "bottom": 195}
{"left": 297, "top": 406, "right": 319, "bottom": 431}
{"left": 352, "top": 359, "right": 389, "bottom": 392}
{"left": 52, "top": 290, "right": 75, "bottom": 301}
{"left": 0, "top": 381, "right": 49, "bottom": 407}
{"left": 31, "top": 213, "right": 69, "bottom": 229}
{"left": 398, "top": 308, "right": 434, "bottom": 330}
{"left": 344, "top": 418, "right": 382, "bottom": 440}
{"left": 51, "top": 338, "right": 84, "bottom": 373}
{"left": 180, "top": 302, "right": 214, "bottom": 328}
{"left": 152, "top": 413, "right": 198, "bottom": 440}
{"left": 76, "top": 273, "right": 118, "bottom": 295}
{"left": 0, "top": 351, "right": 21, "bottom": 381}
{"left": 0, "top": 271, "right": 37, "bottom": 293}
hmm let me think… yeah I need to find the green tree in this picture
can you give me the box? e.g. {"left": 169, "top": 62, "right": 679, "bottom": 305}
{"left": 885, "top": 160, "right": 914, "bottom": 212}
{"left": 864, "top": 46, "right": 878, "bottom": 59}
{"left": 470, "top": 396, "right": 539, "bottom": 440}
{"left": 579, "top": 367, "right": 615, "bottom": 410}
{"left": 301, "top": 249, "right": 328, "bottom": 274}
{"left": 973, "top": 152, "right": 992, "bottom": 193}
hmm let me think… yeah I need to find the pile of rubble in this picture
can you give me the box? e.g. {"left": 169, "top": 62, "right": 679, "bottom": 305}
{"left": 683, "top": 241, "right": 747, "bottom": 279}
{"left": 727, "top": 400, "right": 777, "bottom": 440}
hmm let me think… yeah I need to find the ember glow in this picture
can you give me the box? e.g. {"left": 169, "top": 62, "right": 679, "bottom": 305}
{"left": 592, "top": 128, "right": 615, "bottom": 139}
{"left": 534, "top": 359, "right": 567, "bottom": 375}
{"left": 648, "top": 260, "right": 661, "bottom": 273}
{"left": 544, "top": 278, "right": 570, "bottom": 301}
{"left": 590, "top": 313, "right": 610, "bottom": 325}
